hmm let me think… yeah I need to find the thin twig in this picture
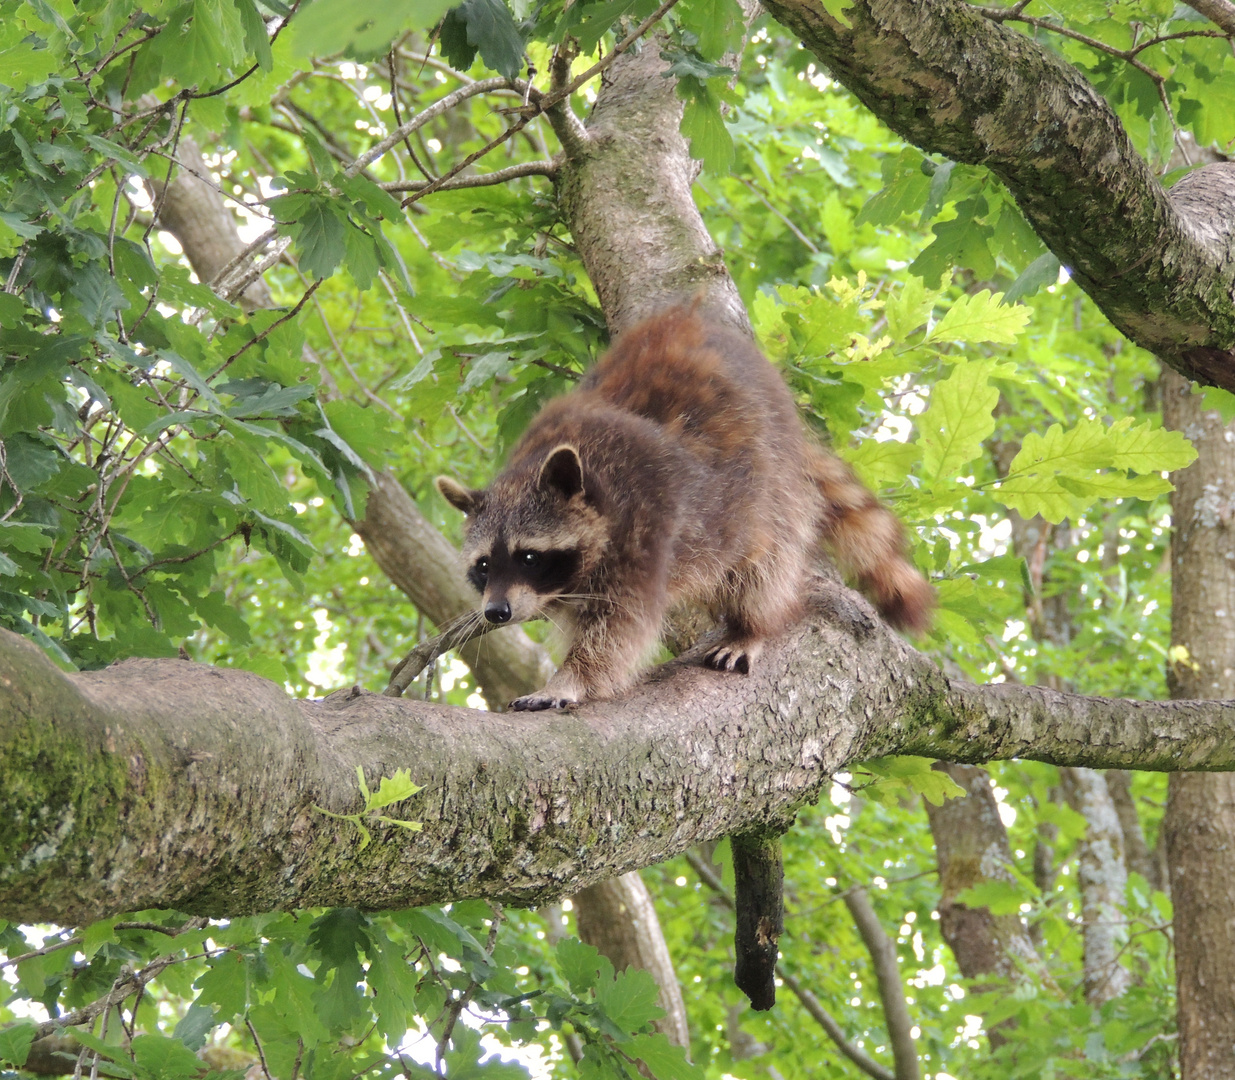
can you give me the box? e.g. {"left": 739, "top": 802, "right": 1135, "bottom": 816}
{"left": 380, "top": 159, "right": 557, "bottom": 193}
{"left": 31, "top": 919, "right": 209, "bottom": 1041}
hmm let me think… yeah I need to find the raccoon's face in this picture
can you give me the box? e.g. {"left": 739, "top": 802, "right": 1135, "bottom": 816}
{"left": 436, "top": 444, "right": 608, "bottom": 625}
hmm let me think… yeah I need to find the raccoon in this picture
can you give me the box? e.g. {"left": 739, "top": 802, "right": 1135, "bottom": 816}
{"left": 436, "top": 305, "right": 933, "bottom": 711}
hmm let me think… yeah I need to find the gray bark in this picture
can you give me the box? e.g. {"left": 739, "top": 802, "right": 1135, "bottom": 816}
{"left": 553, "top": 39, "right": 751, "bottom": 338}
{"left": 1059, "top": 767, "right": 1133, "bottom": 1006}
{"left": 8, "top": 577, "right": 1235, "bottom": 927}
{"left": 842, "top": 888, "right": 919, "bottom": 1080}
{"left": 758, "top": 0, "right": 1235, "bottom": 392}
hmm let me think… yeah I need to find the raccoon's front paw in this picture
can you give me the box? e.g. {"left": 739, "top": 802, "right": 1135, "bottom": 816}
{"left": 510, "top": 692, "right": 579, "bottom": 711}
{"left": 704, "top": 639, "right": 763, "bottom": 675}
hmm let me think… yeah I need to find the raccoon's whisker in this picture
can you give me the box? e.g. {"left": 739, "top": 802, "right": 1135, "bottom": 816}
{"left": 385, "top": 609, "right": 496, "bottom": 698}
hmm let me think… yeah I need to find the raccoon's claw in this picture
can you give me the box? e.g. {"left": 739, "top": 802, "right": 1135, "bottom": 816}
{"left": 510, "top": 692, "right": 578, "bottom": 711}
{"left": 704, "top": 640, "right": 761, "bottom": 675}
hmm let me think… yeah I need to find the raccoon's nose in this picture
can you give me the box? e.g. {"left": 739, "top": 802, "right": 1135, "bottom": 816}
{"left": 484, "top": 600, "right": 512, "bottom": 624}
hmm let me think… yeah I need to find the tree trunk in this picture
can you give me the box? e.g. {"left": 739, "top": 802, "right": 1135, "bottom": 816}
{"left": 1162, "top": 367, "right": 1235, "bottom": 1080}
{"left": 923, "top": 763, "right": 1044, "bottom": 986}
{"left": 1058, "top": 767, "right": 1132, "bottom": 1005}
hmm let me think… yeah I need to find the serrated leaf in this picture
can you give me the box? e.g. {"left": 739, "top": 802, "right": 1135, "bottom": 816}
{"left": 679, "top": 0, "right": 743, "bottom": 58}
{"left": 680, "top": 90, "right": 733, "bottom": 175}
{"left": 556, "top": 937, "right": 607, "bottom": 995}
{"left": 821, "top": 0, "right": 854, "bottom": 28}
{"left": 884, "top": 275, "right": 940, "bottom": 340}
{"left": 596, "top": 966, "right": 664, "bottom": 1034}
{"left": 995, "top": 472, "right": 1086, "bottom": 524}
{"left": 925, "top": 289, "right": 1030, "bottom": 345}
{"left": 171, "top": 1002, "right": 219, "bottom": 1051}
{"left": 840, "top": 438, "right": 920, "bottom": 490}
{"left": 1104, "top": 417, "right": 1197, "bottom": 473}
{"left": 367, "top": 768, "right": 423, "bottom": 810}
{"left": 918, "top": 360, "right": 1000, "bottom": 482}
{"left": 70, "top": 264, "right": 130, "bottom": 329}
{"left": 1004, "top": 251, "right": 1060, "bottom": 303}
{"left": 294, "top": 0, "right": 456, "bottom": 56}
{"left": 1006, "top": 420, "right": 1109, "bottom": 478}
{"left": 626, "top": 1032, "right": 705, "bottom": 1080}
{"left": 453, "top": 0, "right": 525, "bottom": 80}
{"left": 911, "top": 769, "right": 968, "bottom": 806}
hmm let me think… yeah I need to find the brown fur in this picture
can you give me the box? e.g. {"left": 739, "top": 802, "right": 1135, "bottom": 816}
{"left": 436, "top": 306, "right": 934, "bottom": 710}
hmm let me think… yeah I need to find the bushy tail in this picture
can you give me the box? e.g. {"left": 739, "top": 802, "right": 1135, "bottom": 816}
{"left": 809, "top": 450, "right": 935, "bottom": 634}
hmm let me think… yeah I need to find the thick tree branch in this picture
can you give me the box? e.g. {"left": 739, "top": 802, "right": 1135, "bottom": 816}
{"left": 1183, "top": 0, "right": 1235, "bottom": 37}
{"left": 553, "top": 39, "right": 750, "bottom": 336}
{"left": 759, "top": 0, "right": 1235, "bottom": 391}
{"left": 5, "top": 579, "right": 1235, "bottom": 927}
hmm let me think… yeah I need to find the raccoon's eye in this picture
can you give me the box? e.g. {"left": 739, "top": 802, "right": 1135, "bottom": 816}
{"left": 475, "top": 557, "right": 489, "bottom": 577}
{"left": 519, "top": 550, "right": 541, "bottom": 567}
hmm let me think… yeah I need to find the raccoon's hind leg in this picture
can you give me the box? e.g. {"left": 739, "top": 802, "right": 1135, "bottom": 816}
{"left": 704, "top": 547, "right": 806, "bottom": 675}
{"left": 510, "top": 596, "right": 665, "bottom": 710}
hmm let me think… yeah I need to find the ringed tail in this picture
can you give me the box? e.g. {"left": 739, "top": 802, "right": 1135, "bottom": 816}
{"left": 810, "top": 451, "right": 935, "bottom": 634}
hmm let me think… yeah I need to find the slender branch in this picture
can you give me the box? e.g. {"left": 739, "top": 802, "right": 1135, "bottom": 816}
{"left": 380, "top": 159, "right": 557, "bottom": 193}
{"left": 842, "top": 887, "right": 920, "bottom": 1080}
{"left": 385, "top": 612, "right": 497, "bottom": 697}
{"left": 30, "top": 920, "right": 209, "bottom": 1041}
{"left": 344, "top": 77, "right": 514, "bottom": 178}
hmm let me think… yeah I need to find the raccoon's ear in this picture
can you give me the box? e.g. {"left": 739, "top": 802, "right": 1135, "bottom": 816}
{"left": 435, "top": 476, "right": 484, "bottom": 515}
{"left": 539, "top": 444, "right": 584, "bottom": 500}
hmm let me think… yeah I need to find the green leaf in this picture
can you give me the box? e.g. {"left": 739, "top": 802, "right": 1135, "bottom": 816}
{"left": 1103, "top": 417, "right": 1197, "bottom": 473}
{"left": 918, "top": 360, "right": 1000, "bottom": 482}
{"left": 131, "top": 1033, "right": 210, "bottom": 1079}
{"left": 596, "top": 966, "right": 664, "bottom": 1034}
{"left": 884, "top": 275, "right": 940, "bottom": 340}
{"left": 556, "top": 937, "right": 608, "bottom": 995}
{"left": 0, "top": 1022, "right": 36, "bottom": 1067}
{"left": 450, "top": 0, "right": 525, "bottom": 80}
{"left": 283, "top": 197, "right": 348, "bottom": 280}
{"left": 294, "top": 0, "right": 456, "bottom": 57}
{"left": 925, "top": 288, "right": 1030, "bottom": 345}
{"left": 366, "top": 768, "right": 423, "bottom": 810}
{"left": 70, "top": 263, "right": 131, "bottom": 329}
{"left": 626, "top": 1032, "right": 705, "bottom": 1080}
{"left": 840, "top": 438, "right": 920, "bottom": 490}
{"left": 679, "top": 87, "right": 734, "bottom": 175}
{"left": 820, "top": 0, "right": 854, "bottom": 27}
{"left": 678, "top": 0, "right": 743, "bottom": 57}
{"left": 955, "top": 880, "right": 1029, "bottom": 916}
{"left": 1004, "top": 251, "right": 1061, "bottom": 304}
{"left": 172, "top": 1002, "right": 219, "bottom": 1051}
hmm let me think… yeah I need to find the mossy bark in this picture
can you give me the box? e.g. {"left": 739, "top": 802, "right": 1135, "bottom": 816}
{"left": 760, "top": 0, "right": 1235, "bottom": 391}
{"left": 6, "top": 578, "right": 1235, "bottom": 926}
